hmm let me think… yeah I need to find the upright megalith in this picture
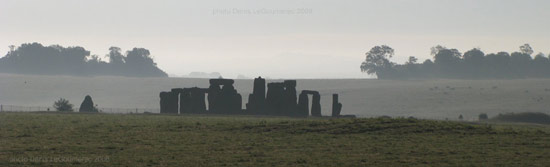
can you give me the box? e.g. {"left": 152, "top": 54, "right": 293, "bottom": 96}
{"left": 246, "top": 77, "right": 266, "bottom": 114}
{"left": 208, "top": 83, "right": 222, "bottom": 113}
{"left": 301, "top": 90, "right": 322, "bottom": 117}
{"left": 79, "top": 95, "right": 97, "bottom": 112}
{"left": 254, "top": 77, "right": 266, "bottom": 102}
{"left": 311, "top": 93, "right": 321, "bottom": 117}
{"left": 179, "top": 89, "right": 192, "bottom": 114}
{"left": 160, "top": 91, "right": 178, "bottom": 114}
{"left": 159, "top": 77, "right": 338, "bottom": 117}
{"left": 283, "top": 80, "right": 298, "bottom": 116}
{"left": 189, "top": 87, "right": 207, "bottom": 113}
{"left": 332, "top": 94, "right": 342, "bottom": 117}
{"left": 171, "top": 88, "right": 185, "bottom": 114}
{"left": 266, "top": 82, "right": 285, "bottom": 115}
{"left": 265, "top": 80, "right": 299, "bottom": 116}
{"left": 160, "top": 92, "right": 169, "bottom": 113}
{"left": 283, "top": 80, "right": 297, "bottom": 102}
{"left": 221, "top": 84, "right": 240, "bottom": 114}
{"left": 168, "top": 91, "right": 180, "bottom": 114}
{"left": 208, "top": 79, "right": 242, "bottom": 114}
{"left": 297, "top": 92, "right": 309, "bottom": 117}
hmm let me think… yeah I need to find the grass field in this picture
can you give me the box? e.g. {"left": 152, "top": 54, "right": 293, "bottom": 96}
{"left": 3, "top": 74, "right": 550, "bottom": 119}
{"left": 1, "top": 112, "right": 550, "bottom": 166}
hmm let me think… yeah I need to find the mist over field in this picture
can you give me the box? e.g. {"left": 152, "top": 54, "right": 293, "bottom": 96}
{"left": 2, "top": 73, "right": 550, "bottom": 119}
{"left": 4, "top": 1, "right": 550, "bottom": 165}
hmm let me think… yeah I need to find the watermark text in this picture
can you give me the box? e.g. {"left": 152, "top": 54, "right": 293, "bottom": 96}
{"left": 213, "top": 8, "right": 313, "bottom": 15}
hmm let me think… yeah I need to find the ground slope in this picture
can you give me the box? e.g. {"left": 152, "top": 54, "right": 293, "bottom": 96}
{"left": 1, "top": 112, "right": 549, "bottom": 166}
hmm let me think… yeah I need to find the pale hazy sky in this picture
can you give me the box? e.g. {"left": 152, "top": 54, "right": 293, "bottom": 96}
{"left": 1, "top": 0, "right": 549, "bottom": 78}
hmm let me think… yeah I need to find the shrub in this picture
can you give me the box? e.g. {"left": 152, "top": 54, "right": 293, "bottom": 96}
{"left": 491, "top": 112, "right": 550, "bottom": 124}
{"left": 479, "top": 113, "right": 488, "bottom": 120}
{"left": 53, "top": 98, "right": 74, "bottom": 112}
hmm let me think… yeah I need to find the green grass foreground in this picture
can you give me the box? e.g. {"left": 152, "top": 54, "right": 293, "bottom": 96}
{"left": 1, "top": 112, "right": 550, "bottom": 166}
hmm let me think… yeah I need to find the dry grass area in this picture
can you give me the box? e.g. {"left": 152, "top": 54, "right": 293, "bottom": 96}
{"left": 1, "top": 112, "right": 550, "bottom": 166}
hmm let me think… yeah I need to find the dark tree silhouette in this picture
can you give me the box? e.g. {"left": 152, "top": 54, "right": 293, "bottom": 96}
{"left": 407, "top": 56, "right": 418, "bottom": 64}
{"left": 510, "top": 51, "right": 532, "bottom": 77}
{"left": 362, "top": 44, "right": 550, "bottom": 79}
{"left": 463, "top": 48, "right": 485, "bottom": 78}
{"left": 520, "top": 44, "right": 534, "bottom": 55}
{"left": 0, "top": 43, "right": 168, "bottom": 77}
{"left": 124, "top": 48, "right": 167, "bottom": 77}
{"left": 53, "top": 98, "right": 74, "bottom": 112}
{"left": 108, "top": 47, "right": 125, "bottom": 65}
{"left": 532, "top": 53, "right": 550, "bottom": 77}
{"left": 433, "top": 46, "right": 462, "bottom": 77}
{"left": 360, "top": 45, "right": 396, "bottom": 79}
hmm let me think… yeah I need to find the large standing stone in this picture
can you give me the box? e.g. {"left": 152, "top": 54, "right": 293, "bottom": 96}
{"left": 160, "top": 91, "right": 178, "bottom": 114}
{"left": 171, "top": 88, "right": 185, "bottom": 114}
{"left": 160, "top": 91, "right": 169, "bottom": 113}
{"left": 220, "top": 84, "right": 241, "bottom": 114}
{"left": 266, "top": 82, "right": 285, "bottom": 115}
{"left": 300, "top": 90, "right": 322, "bottom": 117}
{"left": 311, "top": 93, "right": 322, "bottom": 117}
{"left": 297, "top": 92, "right": 309, "bottom": 117}
{"left": 208, "top": 84, "right": 222, "bottom": 113}
{"left": 180, "top": 91, "right": 192, "bottom": 114}
{"left": 208, "top": 79, "right": 242, "bottom": 114}
{"left": 189, "top": 87, "right": 207, "bottom": 113}
{"left": 253, "top": 77, "right": 266, "bottom": 102}
{"left": 283, "top": 80, "right": 298, "bottom": 116}
{"left": 79, "top": 95, "right": 97, "bottom": 112}
{"left": 246, "top": 77, "right": 266, "bottom": 114}
{"left": 332, "top": 94, "right": 342, "bottom": 117}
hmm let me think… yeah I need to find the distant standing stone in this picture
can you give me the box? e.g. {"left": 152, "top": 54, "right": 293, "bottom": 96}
{"left": 79, "top": 95, "right": 97, "bottom": 112}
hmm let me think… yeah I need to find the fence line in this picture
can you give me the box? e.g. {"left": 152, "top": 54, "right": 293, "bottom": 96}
{"left": 0, "top": 104, "right": 159, "bottom": 114}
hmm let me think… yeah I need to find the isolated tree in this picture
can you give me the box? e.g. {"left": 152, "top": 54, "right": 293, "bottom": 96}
{"left": 125, "top": 48, "right": 154, "bottom": 66}
{"left": 433, "top": 47, "right": 461, "bottom": 65}
{"left": 53, "top": 98, "right": 74, "bottom": 112}
{"left": 407, "top": 56, "right": 418, "bottom": 64}
{"left": 510, "top": 52, "right": 532, "bottom": 77}
{"left": 123, "top": 48, "right": 167, "bottom": 77}
{"left": 430, "top": 45, "right": 446, "bottom": 56}
{"left": 432, "top": 46, "right": 462, "bottom": 77}
{"left": 108, "top": 46, "right": 125, "bottom": 64}
{"left": 479, "top": 113, "right": 489, "bottom": 120}
{"left": 423, "top": 59, "right": 433, "bottom": 65}
{"left": 484, "top": 52, "right": 511, "bottom": 78}
{"left": 401, "top": 56, "right": 419, "bottom": 78}
{"left": 532, "top": 53, "right": 550, "bottom": 77}
{"left": 360, "top": 45, "right": 395, "bottom": 78}
{"left": 463, "top": 48, "right": 485, "bottom": 78}
{"left": 534, "top": 53, "right": 548, "bottom": 62}
{"left": 519, "top": 43, "right": 534, "bottom": 55}
{"left": 463, "top": 48, "right": 484, "bottom": 64}
{"left": 87, "top": 55, "right": 101, "bottom": 64}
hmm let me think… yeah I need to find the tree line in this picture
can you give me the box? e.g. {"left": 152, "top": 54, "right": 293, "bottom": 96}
{"left": 0, "top": 43, "right": 167, "bottom": 77}
{"left": 361, "top": 44, "right": 550, "bottom": 79}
